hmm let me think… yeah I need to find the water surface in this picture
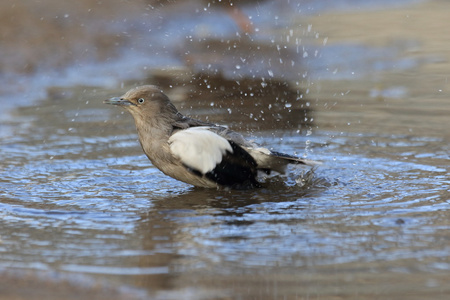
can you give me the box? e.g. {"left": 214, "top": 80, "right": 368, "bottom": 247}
{"left": 0, "top": 0, "right": 449, "bottom": 299}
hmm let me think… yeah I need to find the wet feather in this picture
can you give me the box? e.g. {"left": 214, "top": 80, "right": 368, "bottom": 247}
{"left": 104, "top": 85, "right": 320, "bottom": 189}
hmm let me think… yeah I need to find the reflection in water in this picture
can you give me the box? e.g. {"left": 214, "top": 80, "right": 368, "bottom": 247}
{"left": 3, "top": 76, "right": 449, "bottom": 299}
{"left": 149, "top": 70, "right": 314, "bottom": 132}
{"left": 0, "top": 81, "right": 449, "bottom": 297}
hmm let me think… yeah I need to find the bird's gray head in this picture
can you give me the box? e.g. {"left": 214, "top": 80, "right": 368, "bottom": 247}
{"left": 104, "top": 85, "right": 179, "bottom": 125}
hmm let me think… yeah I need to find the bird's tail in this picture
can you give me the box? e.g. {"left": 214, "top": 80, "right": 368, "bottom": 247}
{"left": 247, "top": 147, "right": 321, "bottom": 174}
{"left": 270, "top": 150, "right": 322, "bottom": 167}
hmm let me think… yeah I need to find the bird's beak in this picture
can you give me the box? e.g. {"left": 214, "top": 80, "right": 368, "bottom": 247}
{"left": 103, "top": 97, "right": 134, "bottom": 106}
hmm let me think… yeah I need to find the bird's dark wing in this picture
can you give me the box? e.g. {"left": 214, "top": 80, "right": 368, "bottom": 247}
{"left": 168, "top": 127, "right": 260, "bottom": 189}
{"left": 171, "top": 114, "right": 320, "bottom": 177}
{"left": 205, "top": 140, "right": 260, "bottom": 189}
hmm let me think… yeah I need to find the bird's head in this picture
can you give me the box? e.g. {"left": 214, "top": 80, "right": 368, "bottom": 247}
{"left": 104, "top": 85, "right": 179, "bottom": 124}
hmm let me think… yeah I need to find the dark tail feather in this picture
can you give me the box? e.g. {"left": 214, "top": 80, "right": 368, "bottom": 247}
{"left": 270, "top": 151, "right": 322, "bottom": 166}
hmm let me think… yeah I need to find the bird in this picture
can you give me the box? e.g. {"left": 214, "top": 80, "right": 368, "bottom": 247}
{"left": 104, "top": 85, "right": 319, "bottom": 189}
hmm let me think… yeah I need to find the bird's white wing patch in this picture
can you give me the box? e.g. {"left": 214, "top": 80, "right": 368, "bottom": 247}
{"left": 169, "top": 127, "right": 233, "bottom": 174}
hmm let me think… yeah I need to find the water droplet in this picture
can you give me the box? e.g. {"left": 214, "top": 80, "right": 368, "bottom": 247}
{"left": 268, "top": 70, "right": 274, "bottom": 77}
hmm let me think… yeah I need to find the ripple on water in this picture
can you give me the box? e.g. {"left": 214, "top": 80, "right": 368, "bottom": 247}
{"left": 148, "top": 131, "right": 449, "bottom": 273}
{"left": 0, "top": 106, "right": 449, "bottom": 280}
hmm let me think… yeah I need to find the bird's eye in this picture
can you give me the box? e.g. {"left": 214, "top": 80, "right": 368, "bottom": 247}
{"left": 138, "top": 98, "right": 145, "bottom": 104}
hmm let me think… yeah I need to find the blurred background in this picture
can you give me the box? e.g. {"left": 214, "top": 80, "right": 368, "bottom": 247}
{"left": 0, "top": 0, "right": 449, "bottom": 299}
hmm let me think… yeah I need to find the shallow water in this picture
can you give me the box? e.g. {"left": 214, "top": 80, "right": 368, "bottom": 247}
{"left": 1, "top": 0, "right": 449, "bottom": 299}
